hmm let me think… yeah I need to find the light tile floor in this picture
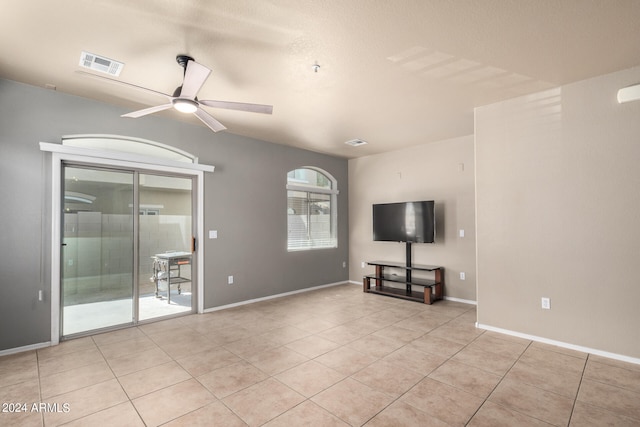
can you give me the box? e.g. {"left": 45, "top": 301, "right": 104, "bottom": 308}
{"left": 1, "top": 284, "right": 640, "bottom": 426}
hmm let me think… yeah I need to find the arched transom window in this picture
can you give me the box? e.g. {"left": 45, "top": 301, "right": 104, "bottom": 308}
{"left": 287, "top": 167, "right": 338, "bottom": 251}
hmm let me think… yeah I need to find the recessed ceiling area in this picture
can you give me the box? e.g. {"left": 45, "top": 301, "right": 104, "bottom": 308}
{"left": 2, "top": 0, "right": 640, "bottom": 158}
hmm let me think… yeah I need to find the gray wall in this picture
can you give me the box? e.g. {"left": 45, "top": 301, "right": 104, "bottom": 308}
{"left": 0, "top": 78, "right": 348, "bottom": 351}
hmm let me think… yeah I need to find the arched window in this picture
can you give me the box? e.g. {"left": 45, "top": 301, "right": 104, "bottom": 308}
{"left": 287, "top": 167, "right": 338, "bottom": 251}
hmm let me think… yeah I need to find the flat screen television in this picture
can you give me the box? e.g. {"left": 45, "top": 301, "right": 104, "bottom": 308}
{"left": 373, "top": 200, "right": 435, "bottom": 243}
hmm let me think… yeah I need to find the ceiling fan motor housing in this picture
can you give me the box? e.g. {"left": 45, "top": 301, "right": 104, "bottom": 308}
{"left": 176, "top": 55, "right": 194, "bottom": 71}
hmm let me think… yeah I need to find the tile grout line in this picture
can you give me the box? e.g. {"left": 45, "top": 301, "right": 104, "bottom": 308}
{"left": 567, "top": 353, "right": 590, "bottom": 427}
{"left": 416, "top": 317, "right": 496, "bottom": 426}
{"left": 461, "top": 339, "right": 536, "bottom": 425}
{"left": 99, "top": 328, "right": 153, "bottom": 426}
{"left": 356, "top": 305, "right": 480, "bottom": 426}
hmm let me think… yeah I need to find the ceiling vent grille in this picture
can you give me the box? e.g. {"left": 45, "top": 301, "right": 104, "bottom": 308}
{"left": 79, "top": 51, "right": 124, "bottom": 76}
{"left": 345, "top": 139, "right": 368, "bottom": 147}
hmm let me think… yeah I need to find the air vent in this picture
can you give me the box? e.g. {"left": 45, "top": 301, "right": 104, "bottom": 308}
{"left": 345, "top": 139, "right": 368, "bottom": 147}
{"left": 79, "top": 51, "right": 124, "bottom": 76}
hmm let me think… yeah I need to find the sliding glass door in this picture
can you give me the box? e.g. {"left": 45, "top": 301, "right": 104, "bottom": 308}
{"left": 138, "top": 174, "right": 193, "bottom": 321}
{"left": 62, "top": 166, "right": 135, "bottom": 335}
{"left": 61, "top": 165, "right": 195, "bottom": 337}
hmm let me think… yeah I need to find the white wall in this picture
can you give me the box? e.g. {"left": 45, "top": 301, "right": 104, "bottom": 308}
{"left": 348, "top": 135, "right": 476, "bottom": 302}
{"left": 475, "top": 65, "right": 640, "bottom": 359}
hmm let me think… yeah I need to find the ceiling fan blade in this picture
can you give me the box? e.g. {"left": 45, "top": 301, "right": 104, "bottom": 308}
{"left": 199, "top": 99, "right": 273, "bottom": 114}
{"left": 75, "top": 70, "right": 171, "bottom": 100}
{"left": 122, "top": 103, "right": 174, "bottom": 118}
{"left": 179, "top": 60, "right": 211, "bottom": 99}
{"left": 193, "top": 108, "right": 227, "bottom": 132}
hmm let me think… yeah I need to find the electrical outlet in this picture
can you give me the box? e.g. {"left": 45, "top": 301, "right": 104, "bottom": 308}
{"left": 228, "top": 275, "right": 234, "bottom": 285}
{"left": 361, "top": 261, "right": 365, "bottom": 268}
{"left": 342, "top": 261, "right": 346, "bottom": 268}
{"left": 460, "top": 272, "right": 465, "bottom": 280}
{"left": 541, "top": 297, "right": 550, "bottom": 309}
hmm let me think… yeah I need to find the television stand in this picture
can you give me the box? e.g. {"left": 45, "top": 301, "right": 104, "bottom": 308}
{"left": 363, "top": 261, "right": 444, "bottom": 304}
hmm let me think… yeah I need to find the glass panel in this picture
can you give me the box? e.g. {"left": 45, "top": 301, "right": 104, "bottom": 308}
{"left": 309, "top": 192, "right": 332, "bottom": 245}
{"left": 287, "top": 190, "right": 335, "bottom": 250}
{"left": 138, "top": 174, "right": 193, "bottom": 321}
{"left": 62, "top": 166, "right": 134, "bottom": 335}
{"left": 287, "top": 168, "right": 331, "bottom": 190}
{"left": 288, "top": 190, "right": 309, "bottom": 248}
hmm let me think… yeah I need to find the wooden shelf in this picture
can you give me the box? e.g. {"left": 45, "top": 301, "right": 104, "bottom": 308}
{"left": 366, "top": 285, "right": 425, "bottom": 303}
{"left": 367, "top": 261, "right": 442, "bottom": 271}
{"left": 363, "top": 261, "right": 444, "bottom": 305}
{"left": 364, "top": 273, "right": 437, "bottom": 288}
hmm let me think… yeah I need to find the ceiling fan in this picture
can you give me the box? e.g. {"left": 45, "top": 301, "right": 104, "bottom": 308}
{"left": 77, "top": 54, "right": 273, "bottom": 132}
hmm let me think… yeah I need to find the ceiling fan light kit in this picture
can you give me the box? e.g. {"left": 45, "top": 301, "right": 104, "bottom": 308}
{"left": 78, "top": 53, "right": 273, "bottom": 133}
{"left": 172, "top": 98, "right": 198, "bottom": 113}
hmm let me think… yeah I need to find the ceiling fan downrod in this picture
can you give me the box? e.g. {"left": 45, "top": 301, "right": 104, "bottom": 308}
{"left": 176, "top": 54, "right": 194, "bottom": 73}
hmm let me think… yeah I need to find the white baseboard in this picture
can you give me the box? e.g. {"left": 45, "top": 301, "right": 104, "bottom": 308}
{"left": 0, "top": 341, "right": 52, "bottom": 357}
{"left": 444, "top": 296, "right": 477, "bottom": 305}
{"left": 477, "top": 323, "right": 640, "bottom": 366}
{"left": 204, "top": 281, "right": 351, "bottom": 313}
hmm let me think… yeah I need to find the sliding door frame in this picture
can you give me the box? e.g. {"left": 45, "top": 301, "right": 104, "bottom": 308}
{"left": 41, "top": 141, "right": 213, "bottom": 345}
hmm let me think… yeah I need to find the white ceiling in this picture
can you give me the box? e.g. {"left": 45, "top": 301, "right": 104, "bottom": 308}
{"left": 2, "top": 0, "right": 640, "bottom": 158}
